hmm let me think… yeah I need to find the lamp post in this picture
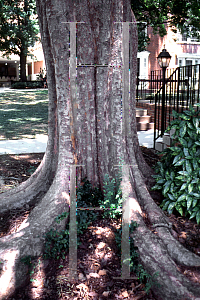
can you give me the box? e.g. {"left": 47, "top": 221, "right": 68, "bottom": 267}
{"left": 157, "top": 47, "right": 171, "bottom": 135}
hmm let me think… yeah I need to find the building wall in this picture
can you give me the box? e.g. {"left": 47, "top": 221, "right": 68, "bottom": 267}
{"left": 146, "top": 24, "right": 200, "bottom": 76}
{"left": 34, "top": 61, "right": 44, "bottom": 74}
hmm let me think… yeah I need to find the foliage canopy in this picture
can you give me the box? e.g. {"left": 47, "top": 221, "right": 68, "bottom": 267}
{"left": 0, "top": 0, "right": 39, "bottom": 57}
{"left": 131, "top": 0, "right": 200, "bottom": 51}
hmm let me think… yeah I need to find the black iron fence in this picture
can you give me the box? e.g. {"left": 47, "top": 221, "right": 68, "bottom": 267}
{"left": 136, "top": 68, "right": 175, "bottom": 102}
{"left": 136, "top": 64, "right": 200, "bottom": 148}
{"left": 154, "top": 64, "right": 200, "bottom": 147}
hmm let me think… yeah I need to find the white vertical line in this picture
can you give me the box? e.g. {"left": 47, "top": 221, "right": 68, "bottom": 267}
{"left": 121, "top": 164, "right": 130, "bottom": 278}
{"left": 69, "top": 164, "right": 77, "bottom": 279}
{"left": 122, "top": 22, "right": 130, "bottom": 139}
{"left": 70, "top": 22, "right": 77, "bottom": 132}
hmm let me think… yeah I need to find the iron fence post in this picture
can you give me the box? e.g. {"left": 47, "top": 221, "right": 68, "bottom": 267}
{"left": 161, "top": 66, "right": 166, "bottom": 135}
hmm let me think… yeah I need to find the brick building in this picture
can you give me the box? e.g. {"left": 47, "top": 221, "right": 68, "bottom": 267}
{"left": 0, "top": 37, "right": 45, "bottom": 84}
{"left": 137, "top": 24, "right": 200, "bottom": 78}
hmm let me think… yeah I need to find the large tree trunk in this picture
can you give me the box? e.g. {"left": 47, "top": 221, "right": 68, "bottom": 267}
{"left": 0, "top": 0, "right": 200, "bottom": 299}
{"left": 20, "top": 48, "right": 27, "bottom": 82}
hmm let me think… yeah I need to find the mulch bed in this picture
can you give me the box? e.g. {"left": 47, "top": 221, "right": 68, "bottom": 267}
{"left": 0, "top": 147, "right": 200, "bottom": 299}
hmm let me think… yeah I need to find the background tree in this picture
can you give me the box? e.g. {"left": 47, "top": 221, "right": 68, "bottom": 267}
{"left": 0, "top": 0, "right": 39, "bottom": 81}
{"left": 0, "top": 0, "right": 200, "bottom": 299}
{"left": 132, "top": 0, "right": 200, "bottom": 51}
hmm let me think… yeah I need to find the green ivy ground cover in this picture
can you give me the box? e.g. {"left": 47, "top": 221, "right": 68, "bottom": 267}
{"left": 0, "top": 89, "right": 48, "bottom": 140}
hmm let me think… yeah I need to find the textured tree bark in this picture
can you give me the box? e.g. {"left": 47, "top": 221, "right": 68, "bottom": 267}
{"left": 0, "top": 0, "right": 200, "bottom": 299}
{"left": 19, "top": 48, "right": 27, "bottom": 82}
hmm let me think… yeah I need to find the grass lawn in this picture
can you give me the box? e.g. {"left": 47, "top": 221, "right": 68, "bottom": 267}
{"left": 0, "top": 89, "right": 48, "bottom": 140}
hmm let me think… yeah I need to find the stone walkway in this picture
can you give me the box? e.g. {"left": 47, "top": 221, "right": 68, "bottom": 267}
{"left": 0, "top": 130, "right": 155, "bottom": 155}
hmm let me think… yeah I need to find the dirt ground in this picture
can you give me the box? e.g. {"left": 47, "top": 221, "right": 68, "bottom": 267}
{"left": 0, "top": 147, "right": 200, "bottom": 300}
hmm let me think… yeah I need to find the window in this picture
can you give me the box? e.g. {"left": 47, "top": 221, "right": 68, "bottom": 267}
{"left": 177, "top": 29, "right": 199, "bottom": 43}
{"left": 182, "top": 33, "right": 187, "bottom": 42}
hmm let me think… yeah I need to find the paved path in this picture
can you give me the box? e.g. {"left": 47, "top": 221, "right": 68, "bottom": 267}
{"left": 0, "top": 130, "right": 155, "bottom": 155}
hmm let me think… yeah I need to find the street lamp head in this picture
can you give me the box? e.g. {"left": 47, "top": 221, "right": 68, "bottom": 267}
{"left": 157, "top": 47, "right": 171, "bottom": 68}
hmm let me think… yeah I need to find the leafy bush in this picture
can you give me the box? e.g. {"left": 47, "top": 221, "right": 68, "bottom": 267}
{"left": 99, "top": 173, "right": 123, "bottom": 219}
{"left": 11, "top": 81, "right": 43, "bottom": 89}
{"left": 152, "top": 104, "right": 200, "bottom": 224}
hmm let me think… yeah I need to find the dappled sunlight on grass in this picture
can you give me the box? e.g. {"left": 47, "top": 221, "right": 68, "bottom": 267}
{"left": 0, "top": 89, "right": 49, "bottom": 140}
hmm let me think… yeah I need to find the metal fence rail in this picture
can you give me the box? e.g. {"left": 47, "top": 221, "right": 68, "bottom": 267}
{"left": 154, "top": 64, "right": 200, "bottom": 147}
{"left": 136, "top": 64, "right": 200, "bottom": 148}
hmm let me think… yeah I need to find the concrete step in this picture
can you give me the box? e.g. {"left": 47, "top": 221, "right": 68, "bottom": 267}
{"left": 136, "top": 115, "right": 151, "bottom": 123}
{"left": 155, "top": 131, "right": 175, "bottom": 151}
{"left": 136, "top": 108, "right": 154, "bottom": 131}
{"left": 137, "top": 122, "right": 154, "bottom": 131}
{"left": 136, "top": 108, "right": 148, "bottom": 117}
{"left": 148, "top": 122, "right": 154, "bottom": 130}
{"left": 155, "top": 141, "right": 165, "bottom": 152}
{"left": 137, "top": 99, "right": 153, "bottom": 103}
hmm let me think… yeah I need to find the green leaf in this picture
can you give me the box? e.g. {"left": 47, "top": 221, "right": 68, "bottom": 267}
{"left": 162, "top": 200, "right": 170, "bottom": 210}
{"left": 180, "top": 125, "right": 187, "bottom": 137}
{"left": 187, "top": 122, "right": 194, "bottom": 130}
{"left": 193, "top": 117, "right": 199, "bottom": 129}
{"left": 193, "top": 160, "right": 199, "bottom": 170}
{"left": 192, "top": 198, "right": 198, "bottom": 208}
{"left": 157, "top": 179, "right": 165, "bottom": 184}
{"left": 170, "top": 171, "right": 175, "bottom": 181}
{"left": 192, "top": 206, "right": 200, "bottom": 212}
{"left": 191, "top": 178, "right": 199, "bottom": 184}
{"left": 180, "top": 114, "right": 191, "bottom": 120}
{"left": 196, "top": 211, "right": 200, "bottom": 224}
{"left": 170, "top": 146, "right": 181, "bottom": 152}
{"left": 177, "top": 194, "right": 186, "bottom": 202}
{"left": 192, "top": 193, "right": 200, "bottom": 198}
{"left": 187, "top": 139, "right": 193, "bottom": 148}
{"left": 189, "top": 211, "right": 197, "bottom": 219}
{"left": 168, "top": 202, "right": 176, "bottom": 213}
{"left": 167, "top": 193, "right": 175, "bottom": 201}
{"left": 183, "top": 148, "right": 189, "bottom": 157}
{"left": 178, "top": 137, "right": 188, "bottom": 147}
{"left": 172, "top": 110, "right": 179, "bottom": 118}
{"left": 175, "top": 205, "right": 183, "bottom": 216}
{"left": 170, "top": 182, "right": 175, "bottom": 193}
{"left": 173, "top": 155, "right": 181, "bottom": 165}
{"left": 163, "top": 181, "right": 171, "bottom": 195}
{"left": 195, "top": 141, "right": 200, "bottom": 146}
{"left": 151, "top": 185, "right": 162, "bottom": 191}
{"left": 184, "top": 110, "right": 192, "bottom": 116}
{"left": 187, "top": 197, "right": 193, "bottom": 210}
{"left": 174, "top": 159, "right": 185, "bottom": 166}
{"left": 180, "top": 183, "right": 187, "bottom": 191}
{"left": 188, "top": 183, "right": 193, "bottom": 194}
{"left": 175, "top": 175, "right": 187, "bottom": 181}
{"left": 178, "top": 171, "right": 189, "bottom": 176}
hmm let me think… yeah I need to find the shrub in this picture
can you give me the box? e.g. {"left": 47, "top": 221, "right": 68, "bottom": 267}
{"left": 152, "top": 104, "right": 200, "bottom": 224}
{"left": 99, "top": 173, "right": 123, "bottom": 219}
{"left": 11, "top": 81, "right": 43, "bottom": 89}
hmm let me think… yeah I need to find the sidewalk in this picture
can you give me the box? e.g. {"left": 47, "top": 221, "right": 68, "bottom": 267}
{"left": 0, "top": 130, "right": 155, "bottom": 155}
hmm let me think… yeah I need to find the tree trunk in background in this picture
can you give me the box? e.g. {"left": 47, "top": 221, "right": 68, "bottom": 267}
{"left": 20, "top": 48, "right": 27, "bottom": 81}
{"left": 0, "top": 0, "right": 200, "bottom": 299}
